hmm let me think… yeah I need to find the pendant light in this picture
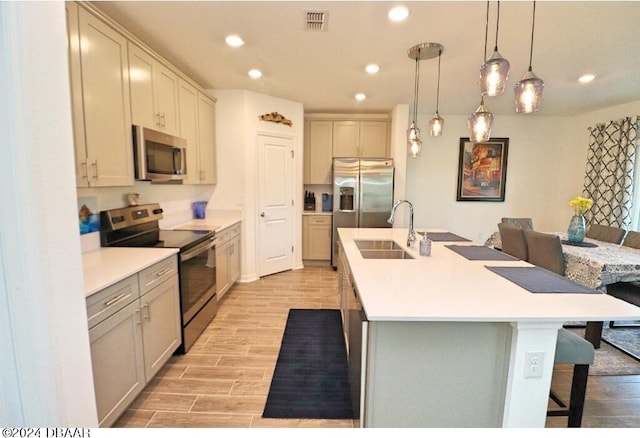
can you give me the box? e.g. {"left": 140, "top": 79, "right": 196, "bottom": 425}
{"left": 515, "top": 1, "right": 544, "bottom": 113}
{"left": 468, "top": 2, "right": 494, "bottom": 142}
{"left": 407, "top": 42, "right": 443, "bottom": 157}
{"left": 480, "top": 1, "right": 510, "bottom": 96}
{"left": 468, "top": 96, "right": 494, "bottom": 143}
{"left": 429, "top": 47, "right": 444, "bottom": 137}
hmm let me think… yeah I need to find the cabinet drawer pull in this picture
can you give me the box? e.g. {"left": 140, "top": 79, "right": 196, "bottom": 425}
{"left": 155, "top": 267, "right": 172, "bottom": 278}
{"left": 104, "top": 292, "right": 130, "bottom": 308}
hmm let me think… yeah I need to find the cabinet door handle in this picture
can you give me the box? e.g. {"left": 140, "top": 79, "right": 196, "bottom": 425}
{"left": 91, "top": 159, "right": 99, "bottom": 180}
{"left": 260, "top": 212, "right": 265, "bottom": 217}
{"left": 142, "top": 303, "right": 150, "bottom": 321}
{"left": 80, "top": 160, "right": 88, "bottom": 179}
{"left": 155, "top": 113, "right": 161, "bottom": 127}
{"left": 135, "top": 309, "right": 142, "bottom": 325}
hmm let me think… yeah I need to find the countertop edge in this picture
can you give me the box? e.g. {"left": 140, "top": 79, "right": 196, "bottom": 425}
{"left": 83, "top": 247, "right": 179, "bottom": 298}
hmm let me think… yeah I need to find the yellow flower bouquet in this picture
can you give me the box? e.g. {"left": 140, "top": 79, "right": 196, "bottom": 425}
{"left": 568, "top": 196, "right": 593, "bottom": 215}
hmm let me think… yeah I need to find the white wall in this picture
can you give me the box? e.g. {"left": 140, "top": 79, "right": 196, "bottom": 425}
{"left": 0, "top": 2, "right": 97, "bottom": 426}
{"left": 405, "top": 100, "right": 640, "bottom": 243}
{"left": 210, "top": 89, "right": 304, "bottom": 281}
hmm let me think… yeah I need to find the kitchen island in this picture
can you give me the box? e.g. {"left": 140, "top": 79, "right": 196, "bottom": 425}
{"left": 337, "top": 227, "right": 640, "bottom": 428}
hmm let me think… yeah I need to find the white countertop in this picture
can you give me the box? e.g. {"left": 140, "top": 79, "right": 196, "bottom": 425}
{"left": 82, "top": 247, "right": 178, "bottom": 297}
{"left": 338, "top": 227, "right": 640, "bottom": 323}
{"left": 82, "top": 211, "right": 241, "bottom": 298}
{"left": 171, "top": 211, "right": 241, "bottom": 232}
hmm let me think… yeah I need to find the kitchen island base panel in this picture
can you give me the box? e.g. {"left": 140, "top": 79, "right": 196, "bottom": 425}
{"left": 363, "top": 321, "right": 511, "bottom": 427}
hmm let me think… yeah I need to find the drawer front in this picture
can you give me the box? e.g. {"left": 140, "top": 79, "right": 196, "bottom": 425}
{"left": 309, "top": 216, "right": 331, "bottom": 226}
{"left": 228, "top": 222, "right": 241, "bottom": 238}
{"left": 86, "top": 275, "right": 139, "bottom": 329}
{"left": 138, "top": 255, "right": 178, "bottom": 296}
{"left": 216, "top": 228, "right": 230, "bottom": 245}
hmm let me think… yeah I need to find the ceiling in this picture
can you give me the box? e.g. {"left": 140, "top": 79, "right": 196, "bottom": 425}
{"left": 92, "top": 1, "right": 640, "bottom": 117}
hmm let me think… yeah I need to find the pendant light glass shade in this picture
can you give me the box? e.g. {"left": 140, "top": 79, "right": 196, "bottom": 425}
{"left": 429, "top": 112, "right": 444, "bottom": 137}
{"left": 514, "top": 68, "right": 544, "bottom": 113}
{"left": 468, "top": 97, "right": 494, "bottom": 143}
{"left": 480, "top": 50, "right": 510, "bottom": 96}
{"left": 515, "top": 1, "right": 544, "bottom": 113}
{"left": 407, "top": 123, "right": 422, "bottom": 157}
{"left": 480, "top": 1, "right": 510, "bottom": 96}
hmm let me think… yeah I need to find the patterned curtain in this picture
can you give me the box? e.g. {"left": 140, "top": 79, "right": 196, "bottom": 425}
{"left": 582, "top": 116, "right": 639, "bottom": 228}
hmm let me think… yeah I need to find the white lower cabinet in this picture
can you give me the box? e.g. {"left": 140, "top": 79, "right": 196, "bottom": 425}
{"left": 303, "top": 215, "right": 332, "bottom": 261}
{"left": 215, "top": 223, "right": 241, "bottom": 300}
{"left": 89, "top": 300, "right": 145, "bottom": 427}
{"left": 87, "top": 255, "right": 180, "bottom": 427}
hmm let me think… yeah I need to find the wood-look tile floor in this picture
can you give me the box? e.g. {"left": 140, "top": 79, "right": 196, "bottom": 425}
{"left": 115, "top": 266, "right": 640, "bottom": 428}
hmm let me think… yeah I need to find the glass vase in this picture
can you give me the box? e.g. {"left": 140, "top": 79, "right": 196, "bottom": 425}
{"left": 567, "top": 214, "right": 586, "bottom": 243}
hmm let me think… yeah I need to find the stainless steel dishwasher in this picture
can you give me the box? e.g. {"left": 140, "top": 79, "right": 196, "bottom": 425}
{"left": 347, "top": 276, "right": 368, "bottom": 426}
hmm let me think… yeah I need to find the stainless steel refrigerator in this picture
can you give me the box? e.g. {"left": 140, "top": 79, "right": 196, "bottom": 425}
{"left": 332, "top": 157, "right": 394, "bottom": 267}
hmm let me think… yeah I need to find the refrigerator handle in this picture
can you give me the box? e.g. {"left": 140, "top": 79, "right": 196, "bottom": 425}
{"left": 356, "top": 167, "right": 362, "bottom": 227}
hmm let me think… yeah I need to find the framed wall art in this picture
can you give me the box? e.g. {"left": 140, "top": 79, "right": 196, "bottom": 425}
{"left": 456, "top": 137, "right": 509, "bottom": 202}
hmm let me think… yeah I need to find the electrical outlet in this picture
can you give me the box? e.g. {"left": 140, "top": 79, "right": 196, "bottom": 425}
{"left": 524, "top": 351, "right": 544, "bottom": 378}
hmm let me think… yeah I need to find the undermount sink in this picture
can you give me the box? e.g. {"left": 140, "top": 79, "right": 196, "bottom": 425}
{"left": 359, "top": 249, "right": 414, "bottom": 259}
{"left": 354, "top": 239, "right": 403, "bottom": 250}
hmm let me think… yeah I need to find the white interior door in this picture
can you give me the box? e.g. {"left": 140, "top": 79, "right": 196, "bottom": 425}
{"left": 258, "top": 134, "right": 294, "bottom": 276}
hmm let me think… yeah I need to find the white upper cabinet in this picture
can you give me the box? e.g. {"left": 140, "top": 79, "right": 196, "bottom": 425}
{"left": 128, "top": 43, "right": 179, "bottom": 136}
{"left": 67, "top": 2, "right": 216, "bottom": 187}
{"left": 67, "top": 2, "right": 134, "bottom": 187}
{"left": 177, "top": 78, "right": 217, "bottom": 185}
{"left": 304, "top": 120, "right": 333, "bottom": 185}
{"left": 332, "top": 120, "right": 389, "bottom": 158}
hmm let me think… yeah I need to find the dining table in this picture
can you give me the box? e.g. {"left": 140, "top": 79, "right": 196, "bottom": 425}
{"left": 487, "top": 230, "right": 640, "bottom": 347}
{"left": 554, "top": 233, "right": 640, "bottom": 347}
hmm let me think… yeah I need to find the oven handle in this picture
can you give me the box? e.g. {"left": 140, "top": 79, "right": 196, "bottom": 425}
{"left": 181, "top": 236, "right": 217, "bottom": 262}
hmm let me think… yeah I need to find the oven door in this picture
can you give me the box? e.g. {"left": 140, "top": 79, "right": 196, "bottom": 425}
{"left": 179, "top": 237, "right": 217, "bottom": 324}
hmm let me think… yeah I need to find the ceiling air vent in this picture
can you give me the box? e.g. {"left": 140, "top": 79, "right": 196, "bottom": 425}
{"left": 305, "top": 10, "right": 328, "bottom": 31}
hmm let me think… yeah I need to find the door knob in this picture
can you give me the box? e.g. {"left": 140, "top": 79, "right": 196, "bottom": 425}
{"left": 260, "top": 212, "right": 265, "bottom": 217}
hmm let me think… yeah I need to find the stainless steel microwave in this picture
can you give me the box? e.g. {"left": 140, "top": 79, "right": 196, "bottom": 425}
{"left": 133, "top": 125, "right": 187, "bottom": 182}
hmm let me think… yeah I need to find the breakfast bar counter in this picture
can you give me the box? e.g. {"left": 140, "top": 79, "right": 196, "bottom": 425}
{"left": 337, "top": 227, "right": 640, "bottom": 428}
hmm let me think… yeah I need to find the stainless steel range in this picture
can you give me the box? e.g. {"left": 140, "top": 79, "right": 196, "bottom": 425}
{"left": 100, "top": 203, "right": 217, "bottom": 353}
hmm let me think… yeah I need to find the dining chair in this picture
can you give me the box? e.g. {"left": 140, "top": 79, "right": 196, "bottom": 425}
{"left": 497, "top": 223, "right": 528, "bottom": 260}
{"left": 585, "top": 223, "right": 626, "bottom": 244}
{"left": 523, "top": 229, "right": 565, "bottom": 276}
{"left": 621, "top": 230, "right": 640, "bottom": 249}
{"left": 522, "top": 229, "right": 595, "bottom": 427}
{"left": 500, "top": 217, "right": 534, "bottom": 230}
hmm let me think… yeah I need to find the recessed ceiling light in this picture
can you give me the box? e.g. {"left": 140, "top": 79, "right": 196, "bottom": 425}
{"left": 355, "top": 93, "right": 366, "bottom": 102}
{"left": 248, "top": 69, "right": 262, "bottom": 79}
{"left": 578, "top": 73, "right": 596, "bottom": 84}
{"left": 365, "top": 64, "right": 380, "bottom": 74}
{"left": 388, "top": 5, "right": 409, "bottom": 22}
{"left": 225, "top": 35, "right": 244, "bottom": 47}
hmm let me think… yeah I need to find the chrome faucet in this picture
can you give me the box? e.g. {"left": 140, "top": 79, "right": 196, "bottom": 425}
{"left": 387, "top": 200, "right": 416, "bottom": 248}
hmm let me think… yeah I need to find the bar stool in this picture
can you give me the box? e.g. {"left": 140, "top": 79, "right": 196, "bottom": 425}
{"left": 522, "top": 230, "right": 595, "bottom": 427}
{"left": 548, "top": 329, "right": 595, "bottom": 427}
